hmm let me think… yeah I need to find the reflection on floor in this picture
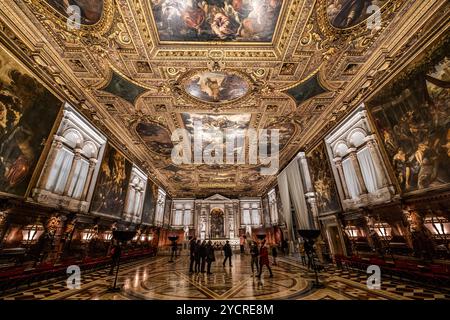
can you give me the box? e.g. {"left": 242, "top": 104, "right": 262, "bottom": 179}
{"left": 1, "top": 254, "right": 449, "bottom": 300}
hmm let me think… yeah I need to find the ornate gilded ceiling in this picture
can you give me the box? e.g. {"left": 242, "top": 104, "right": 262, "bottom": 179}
{"left": 0, "top": 0, "right": 448, "bottom": 197}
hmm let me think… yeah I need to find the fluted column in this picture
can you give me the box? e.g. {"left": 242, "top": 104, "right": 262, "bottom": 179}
{"left": 63, "top": 148, "right": 82, "bottom": 196}
{"left": 81, "top": 158, "right": 97, "bottom": 201}
{"left": 298, "top": 152, "right": 314, "bottom": 193}
{"left": 38, "top": 136, "right": 63, "bottom": 189}
{"left": 348, "top": 148, "right": 368, "bottom": 194}
{"left": 334, "top": 157, "right": 350, "bottom": 199}
{"left": 365, "top": 135, "right": 389, "bottom": 188}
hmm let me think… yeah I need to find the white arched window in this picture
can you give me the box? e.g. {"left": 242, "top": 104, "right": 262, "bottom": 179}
{"left": 251, "top": 203, "right": 260, "bottom": 225}
{"left": 124, "top": 167, "right": 147, "bottom": 223}
{"left": 35, "top": 104, "right": 106, "bottom": 211}
{"left": 155, "top": 189, "right": 167, "bottom": 225}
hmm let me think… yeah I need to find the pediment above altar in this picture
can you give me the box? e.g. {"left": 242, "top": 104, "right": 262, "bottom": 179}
{"left": 204, "top": 194, "right": 231, "bottom": 201}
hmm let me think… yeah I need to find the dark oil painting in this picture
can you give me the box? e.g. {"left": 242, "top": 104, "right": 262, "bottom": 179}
{"left": 136, "top": 122, "right": 174, "bottom": 157}
{"left": 327, "top": 0, "right": 388, "bottom": 29}
{"left": 366, "top": 39, "right": 450, "bottom": 194}
{"left": 101, "top": 72, "right": 147, "bottom": 105}
{"left": 285, "top": 73, "right": 328, "bottom": 107}
{"left": 90, "top": 144, "right": 132, "bottom": 217}
{"left": 141, "top": 180, "right": 159, "bottom": 225}
{"left": 0, "top": 46, "right": 61, "bottom": 196}
{"left": 150, "top": 0, "right": 283, "bottom": 42}
{"left": 45, "top": 0, "right": 104, "bottom": 25}
{"left": 307, "top": 142, "right": 341, "bottom": 214}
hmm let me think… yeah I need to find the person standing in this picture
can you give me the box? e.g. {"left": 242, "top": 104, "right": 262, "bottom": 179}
{"left": 250, "top": 241, "right": 259, "bottom": 275}
{"left": 194, "top": 239, "right": 201, "bottom": 273}
{"left": 205, "top": 240, "right": 216, "bottom": 275}
{"left": 223, "top": 240, "right": 232, "bottom": 267}
{"left": 170, "top": 240, "right": 178, "bottom": 262}
{"left": 189, "top": 237, "right": 197, "bottom": 273}
{"left": 257, "top": 240, "right": 273, "bottom": 278}
{"left": 272, "top": 245, "right": 278, "bottom": 266}
{"left": 240, "top": 236, "right": 245, "bottom": 254}
{"left": 200, "top": 240, "right": 207, "bottom": 273}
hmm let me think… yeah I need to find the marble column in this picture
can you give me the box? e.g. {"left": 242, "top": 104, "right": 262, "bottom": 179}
{"left": 37, "top": 137, "right": 63, "bottom": 189}
{"left": 298, "top": 152, "right": 314, "bottom": 193}
{"left": 334, "top": 157, "right": 350, "bottom": 199}
{"left": 63, "top": 148, "right": 82, "bottom": 196}
{"left": 365, "top": 136, "right": 389, "bottom": 188}
{"left": 348, "top": 148, "right": 368, "bottom": 194}
{"left": 81, "top": 158, "right": 97, "bottom": 201}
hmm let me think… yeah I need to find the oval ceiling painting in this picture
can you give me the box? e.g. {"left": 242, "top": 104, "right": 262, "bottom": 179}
{"left": 44, "top": 0, "right": 104, "bottom": 25}
{"left": 136, "top": 122, "right": 174, "bottom": 157}
{"left": 184, "top": 71, "right": 249, "bottom": 104}
{"left": 327, "top": 0, "right": 388, "bottom": 29}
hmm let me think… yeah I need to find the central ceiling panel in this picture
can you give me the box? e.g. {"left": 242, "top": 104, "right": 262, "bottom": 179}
{"left": 149, "top": 0, "right": 284, "bottom": 43}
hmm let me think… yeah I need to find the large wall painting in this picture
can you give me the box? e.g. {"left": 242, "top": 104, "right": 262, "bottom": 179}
{"left": 141, "top": 180, "right": 159, "bottom": 225}
{"left": 307, "top": 142, "right": 341, "bottom": 214}
{"left": 150, "top": 0, "right": 283, "bottom": 42}
{"left": 367, "top": 39, "right": 450, "bottom": 194}
{"left": 0, "top": 46, "right": 61, "bottom": 196}
{"left": 326, "top": 0, "right": 388, "bottom": 29}
{"left": 44, "top": 0, "right": 104, "bottom": 25}
{"left": 90, "top": 144, "right": 132, "bottom": 216}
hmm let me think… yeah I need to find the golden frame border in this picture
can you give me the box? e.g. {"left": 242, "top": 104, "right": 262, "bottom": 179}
{"left": 31, "top": 0, "right": 115, "bottom": 36}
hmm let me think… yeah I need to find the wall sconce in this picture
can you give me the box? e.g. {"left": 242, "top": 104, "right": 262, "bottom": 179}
{"left": 104, "top": 231, "right": 113, "bottom": 241}
{"left": 22, "top": 224, "right": 45, "bottom": 244}
{"left": 425, "top": 216, "right": 450, "bottom": 237}
{"left": 344, "top": 226, "right": 358, "bottom": 239}
{"left": 374, "top": 222, "right": 392, "bottom": 240}
{"left": 140, "top": 234, "right": 147, "bottom": 242}
{"left": 81, "top": 228, "right": 97, "bottom": 242}
{"left": 148, "top": 234, "right": 153, "bottom": 241}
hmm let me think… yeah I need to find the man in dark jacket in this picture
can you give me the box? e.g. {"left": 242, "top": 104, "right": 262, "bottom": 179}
{"left": 250, "top": 241, "right": 259, "bottom": 274}
{"left": 200, "top": 240, "right": 207, "bottom": 273}
{"left": 189, "top": 237, "right": 197, "bottom": 273}
{"left": 223, "top": 240, "right": 233, "bottom": 267}
{"left": 194, "top": 239, "right": 201, "bottom": 273}
{"left": 205, "top": 240, "right": 215, "bottom": 275}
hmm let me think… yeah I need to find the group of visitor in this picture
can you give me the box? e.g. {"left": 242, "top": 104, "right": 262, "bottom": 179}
{"left": 188, "top": 238, "right": 278, "bottom": 279}
{"left": 189, "top": 239, "right": 216, "bottom": 274}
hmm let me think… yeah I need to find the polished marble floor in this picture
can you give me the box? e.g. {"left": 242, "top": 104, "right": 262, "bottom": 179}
{"left": 1, "top": 253, "right": 449, "bottom": 300}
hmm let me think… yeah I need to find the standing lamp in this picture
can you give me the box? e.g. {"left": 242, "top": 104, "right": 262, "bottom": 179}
{"left": 107, "top": 230, "right": 136, "bottom": 293}
{"left": 298, "top": 229, "right": 324, "bottom": 288}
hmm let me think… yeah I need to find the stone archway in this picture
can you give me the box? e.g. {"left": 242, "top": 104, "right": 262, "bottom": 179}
{"left": 210, "top": 207, "right": 225, "bottom": 238}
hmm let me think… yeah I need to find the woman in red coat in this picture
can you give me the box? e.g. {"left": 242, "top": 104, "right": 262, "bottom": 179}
{"left": 257, "top": 240, "right": 273, "bottom": 278}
